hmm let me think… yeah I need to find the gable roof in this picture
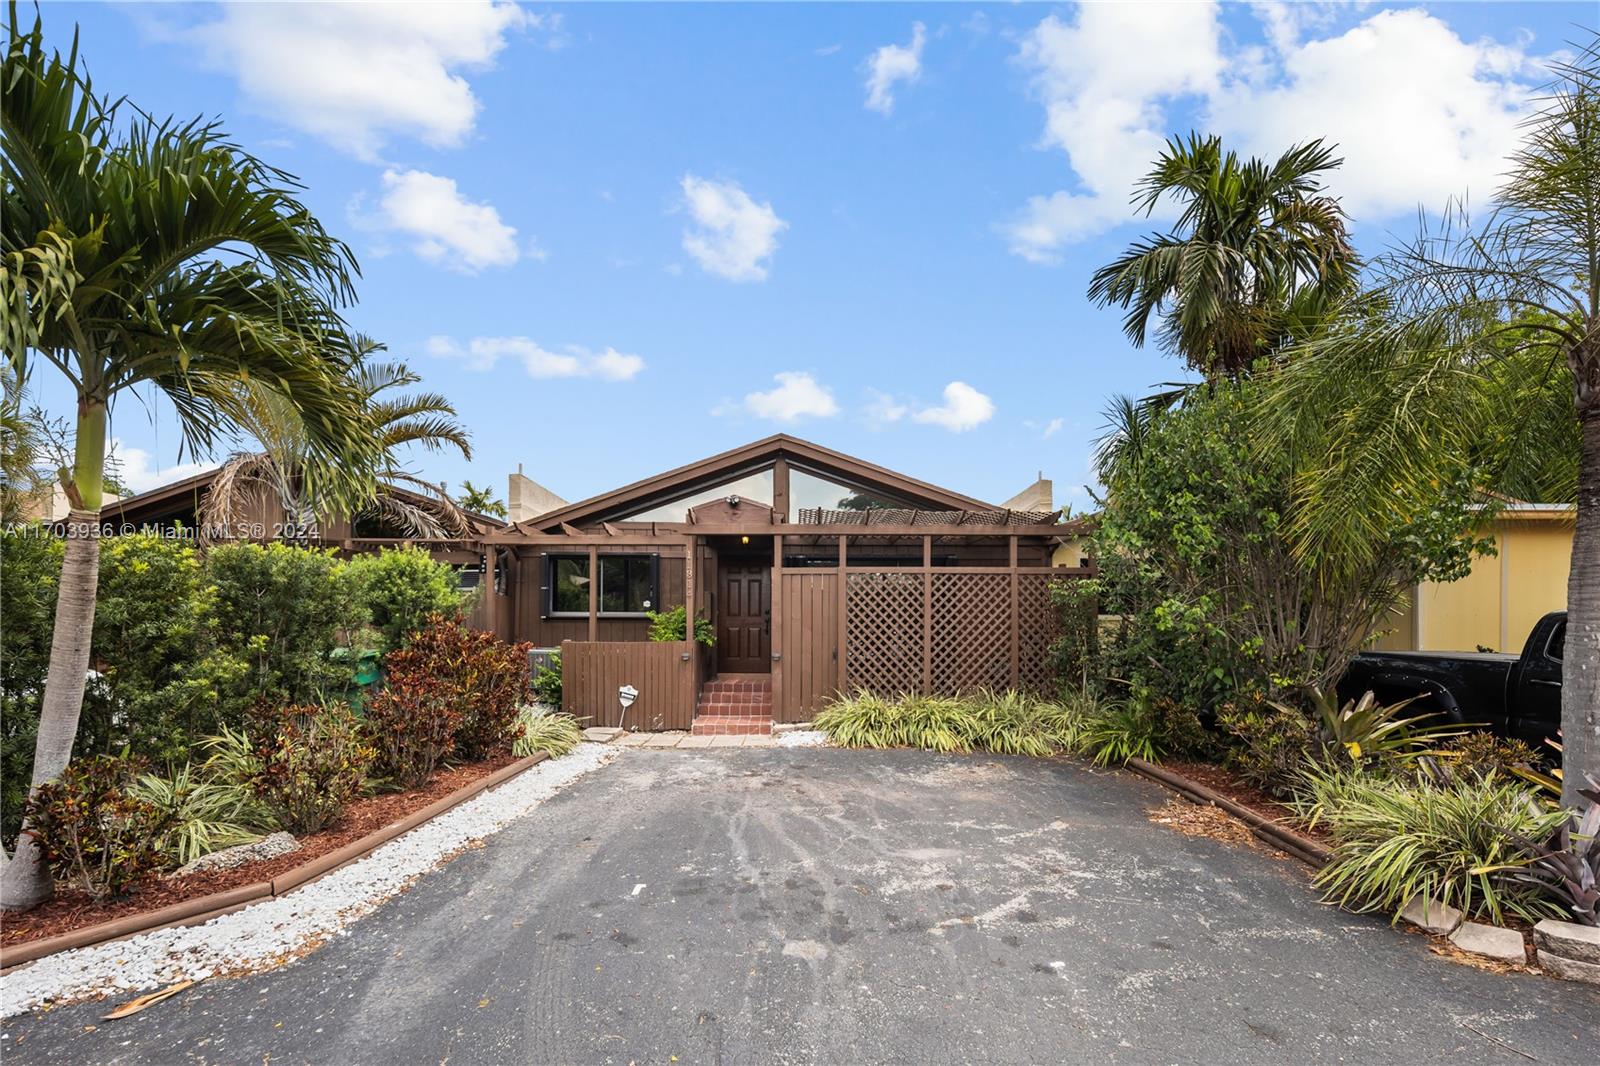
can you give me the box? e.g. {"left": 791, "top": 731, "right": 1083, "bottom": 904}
{"left": 101, "top": 466, "right": 507, "bottom": 531}
{"left": 512, "top": 433, "right": 996, "bottom": 532}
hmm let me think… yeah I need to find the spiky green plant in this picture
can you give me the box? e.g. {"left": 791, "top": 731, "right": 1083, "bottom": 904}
{"left": 1284, "top": 687, "right": 1468, "bottom": 766}
{"left": 129, "top": 764, "right": 272, "bottom": 868}
{"left": 512, "top": 706, "right": 584, "bottom": 759}
{"left": 1293, "top": 764, "right": 1569, "bottom": 924}
{"left": 1075, "top": 693, "right": 1164, "bottom": 767}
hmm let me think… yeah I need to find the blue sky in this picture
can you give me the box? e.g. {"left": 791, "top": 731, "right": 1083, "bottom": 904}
{"left": 26, "top": 2, "right": 1590, "bottom": 512}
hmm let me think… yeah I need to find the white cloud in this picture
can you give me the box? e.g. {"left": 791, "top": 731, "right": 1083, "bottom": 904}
{"left": 679, "top": 176, "right": 787, "bottom": 282}
{"left": 378, "top": 169, "right": 520, "bottom": 273}
{"left": 1042, "top": 417, "right": 1064, "bottom": 439}
{"left": 1004, "top": 4, "right": 1543, "bottom": 262}
{"left": 864, "top": 22, "right": 926, "bottom": 115}
{"left": 864, "top": 389, "right": 909, "bottom": 428}
{"left": 427, "top": 336, "right": 644, "bottom": 381}
{"left": 107, "top": 441, "right": 215, "bottom": 495}
{"left": 913, "top": 382, "right": 995, "bottom": 433}
{"left": 721, "top": 372, "right": 839, "bottom": 423}
{"left": 190, "top": 1, "right": 528, "bottom": 160}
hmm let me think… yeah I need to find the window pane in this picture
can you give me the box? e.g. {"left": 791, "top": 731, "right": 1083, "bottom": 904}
{"left": 790, "top": 467, "right": 918, "bottom": 512}
{"left": 600, "top": 556, "right": 655, "bottom": 613}
{"left": 551, "top": 556, "right": 590, "bottom": 613}
{"left": 616, "top": 470, "right": 774, "bottom": 522}
{"left": 1547, "top": 623, "right": 1564, "bottom": 662}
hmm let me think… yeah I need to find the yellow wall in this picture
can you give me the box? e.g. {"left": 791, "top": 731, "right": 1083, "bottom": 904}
{"left": 1373, "top": 512, "right": 1572, "bottom": 653}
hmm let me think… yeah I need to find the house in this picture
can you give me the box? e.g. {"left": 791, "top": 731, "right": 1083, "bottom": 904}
{"left": 1370, "top": 503, "right": 1574, "bottom": 653}
{"left": 482, "top": 434, "right": 1088, "bottom": 735}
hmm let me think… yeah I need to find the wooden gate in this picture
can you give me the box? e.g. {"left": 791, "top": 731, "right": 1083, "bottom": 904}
{"left": 561, "top": 640, "right": 697, "bottom": 730}
{"left": 776, "top": 571, "right": 839, "bottom": 721}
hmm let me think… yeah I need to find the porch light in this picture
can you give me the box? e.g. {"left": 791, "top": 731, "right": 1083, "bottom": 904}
{"left": 740, "top": 535, "right": 750, "bottom": 545}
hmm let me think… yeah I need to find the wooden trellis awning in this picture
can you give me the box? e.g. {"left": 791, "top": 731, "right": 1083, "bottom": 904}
{"left": 795, "top": 507, "right": 1060, "bottom": 527}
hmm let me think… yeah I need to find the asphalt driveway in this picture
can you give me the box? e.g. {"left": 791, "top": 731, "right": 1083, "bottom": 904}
{"left": 4, "top": 747, "right": 1596, "bottom": 1064}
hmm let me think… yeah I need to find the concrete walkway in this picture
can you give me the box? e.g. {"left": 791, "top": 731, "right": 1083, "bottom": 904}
{"left": 4, "top": 748, "right": 1595, "bottom": 1064}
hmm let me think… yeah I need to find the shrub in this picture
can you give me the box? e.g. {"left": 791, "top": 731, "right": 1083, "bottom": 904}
{"left": 512, "top": 706, "right": 585, "bottom": 759}
{"left": 347, "top": 547, "right": 464, "bottom": 651}
{"left": 364, "top": 673, "right": 461, "bottom": 790}
{"left": 129, "top": 764, "right": 270, "bottom": 868}
{"left": 378, "top": 617, "right": 533, "bottom": 764}
{"left": 1, "top": 528, "right": 61, "bottom": 850}
{"left": 1293, "top": 765, "right": 1569, "bottom": 925}
{"left": 23, "top": 755, "right": 174, "bottom": 899}
{"left": 1216, "top": 699, "right": 1319, "bottom": 796}
{"left": 532, "top": 652, "right": 563, "bottom": 708}
{"left": 208, "top": 543, "right": 368, "bottom": 706}
{"left": 814, "top": 690, "right": 1082, "bottom": 757}
{"left": 963, "top": 689, "right": 1083, "bottom": 758}
{"left": 815, "top": 692, "right": 978, "bottom": 753}
{"left": 1441, "top": 732, "right": 1542, "bottom": 783}
{"left": 645, "top": 605, "right": 715, "bottom": 646}
{"left": 248, "top": 703, "right": 375, "bottom": 834}
{"left": 87, "top": 534, "right": 248, "bottom": 765}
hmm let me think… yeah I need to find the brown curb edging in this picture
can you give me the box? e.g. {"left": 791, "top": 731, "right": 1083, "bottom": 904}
{"left": 0, "top": 751, "right": 551, "bottom": 972}
{"left": 1126, "top": 757, "right": 1331, "bottom": 868}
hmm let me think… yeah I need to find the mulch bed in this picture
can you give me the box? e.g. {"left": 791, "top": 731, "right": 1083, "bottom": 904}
{"left": 1161, "top": 758, "right": 1334, "bottom": 848}
{"left": 0, "top": 753, "right": 518, "bottom": 949}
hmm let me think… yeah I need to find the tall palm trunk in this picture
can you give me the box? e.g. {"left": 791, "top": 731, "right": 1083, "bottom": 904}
{"left": 0, "top": 402, "right": 105, "bottom": 910}
{"left": 1566, "top": 403, "right": 1600, "bottom": 808}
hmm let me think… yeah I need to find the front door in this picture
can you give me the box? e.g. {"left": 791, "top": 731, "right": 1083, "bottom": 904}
{"left": 718, "top": 563, "right": 771, "bottom": 673}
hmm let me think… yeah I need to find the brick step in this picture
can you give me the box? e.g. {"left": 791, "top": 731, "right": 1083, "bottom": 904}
{"left": 696, "top": 703, "right": 775, "bottom": 716}
{"left": 695, "top": 694, "right": 772, "bottom": 706}
{"left": 692, "top": 715, "right": 774, "bottom": 736}
{"left": 700, "top": 683, "right": 771, "bottom": 695}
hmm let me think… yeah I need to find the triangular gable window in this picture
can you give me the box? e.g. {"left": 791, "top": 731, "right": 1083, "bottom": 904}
{"left": 616, "top": 469, "right": 774, "bottom": 523}
{"left": 790, "top": 466, "right": 919, "bottom": 512}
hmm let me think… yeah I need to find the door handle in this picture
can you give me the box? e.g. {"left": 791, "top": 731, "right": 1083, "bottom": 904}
{"left": 1528, "top": 678, "right": 1560, "bottom": 687}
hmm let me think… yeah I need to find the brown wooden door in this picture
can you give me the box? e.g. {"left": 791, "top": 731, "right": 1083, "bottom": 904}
{"left": 718, "top": 563, "right": 771, "bottom": 673}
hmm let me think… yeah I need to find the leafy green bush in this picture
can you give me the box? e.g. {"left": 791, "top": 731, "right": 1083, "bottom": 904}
{"left": 209, "top": 543, "right": 368, "bottom": 706}
{"left": 87, "top": 534, "right": 249, "bottom": 764}
{"left": 348, "top": 547, "right": 463, "bottom": 651}
{"left": 248, "top": 703, "right": 375, "bottom": 834}
{"left": 23, "top": 755, "right": 174, "bottom": 899}
{"left": 129, "top": 764, "right": 270, "bottom": 868}
{"left": 1, "top": 528, "right": 61, "bottom": 850}
{"left": 532, "top": 652, "right": 563, "bottom": 708}
{"left": 1293, "top": 765, "right": 1568, "bottom": 924}
{"left": 645, "top": 605, "right": 715, "bottom": 646}
{"left": 1216, "top": 699, "right": 1320, "bottom": 796}
{"left": 378, "top": 616, "right": 531, "bottom": 762}
{"left": 512, "top": 706, "right": 585, "bottom": 758}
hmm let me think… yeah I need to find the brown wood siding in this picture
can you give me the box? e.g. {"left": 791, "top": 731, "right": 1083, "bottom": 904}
{"left": 516, "top": 552, "right": 684, "bottom": 647}
{"left": 561, "top": 640, "right": 696, "bottom": 730}
{"left": 776, "top": 571, "right": 839, "bottom": 722}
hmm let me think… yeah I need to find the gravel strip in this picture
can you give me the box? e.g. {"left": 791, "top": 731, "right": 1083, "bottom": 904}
{"left": 776, "top": 730, "right": 829, "bottom": 748}
{"left": 1, "top": 744, "right": 615, "bottom": 1018}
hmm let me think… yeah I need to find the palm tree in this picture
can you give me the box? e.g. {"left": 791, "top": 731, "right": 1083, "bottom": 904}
{"left": 1088, "top": 134, "right": 1356, "bottom": 377}
{"left": 456, "top": 479, "right": 507, "bottom": 519}
{"left": 201, "top": 352, "right": 475, "bottom": 540}
{"left": 0, "top": 9, "right": 378, "bottom": 908}
{"left": 1267, "top": 40, "right": 1599, "bottom": 806}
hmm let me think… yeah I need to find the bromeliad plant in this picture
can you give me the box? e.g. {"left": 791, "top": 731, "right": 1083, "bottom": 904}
{"left": 1280, "top": 688, "right": 1467, "bottom": 769}
{"left": 1499, "top": 777, "right": 1600, "bottom": 927}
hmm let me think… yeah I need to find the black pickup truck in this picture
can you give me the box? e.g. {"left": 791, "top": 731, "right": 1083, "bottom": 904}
{"left": 1339, "top": 611, "right": 1566, "bottom": 745}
